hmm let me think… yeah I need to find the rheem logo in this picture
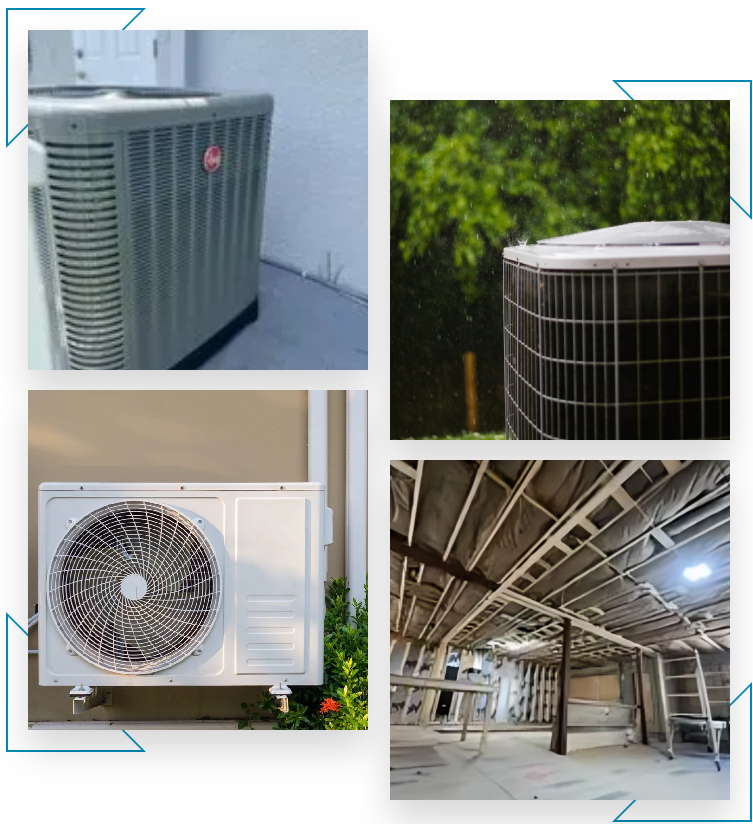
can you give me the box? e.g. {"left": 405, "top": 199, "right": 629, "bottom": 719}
{"left": 203, "top": 145, "right": 222, "bottom": 173}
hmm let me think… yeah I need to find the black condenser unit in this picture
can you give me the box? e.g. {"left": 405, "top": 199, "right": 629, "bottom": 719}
{"left": 502, "top": 221, "right": 730, "bottom": 439}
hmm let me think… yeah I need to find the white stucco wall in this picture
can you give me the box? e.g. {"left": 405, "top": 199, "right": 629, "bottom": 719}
{"left": 186, "top": 30, "right": 368, "bottom": 296}
{"left": 28, "top": 31, "right": 75, "bottom": 85}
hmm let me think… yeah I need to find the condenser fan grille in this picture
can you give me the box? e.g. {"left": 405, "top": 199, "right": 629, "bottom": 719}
{"left": 47, "top": 500, "right": 221, "bottom": 674}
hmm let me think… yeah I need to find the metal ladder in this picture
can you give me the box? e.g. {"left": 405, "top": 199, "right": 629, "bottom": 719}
{"left": 658, "top": 649, "right": 728, "bottom": 770}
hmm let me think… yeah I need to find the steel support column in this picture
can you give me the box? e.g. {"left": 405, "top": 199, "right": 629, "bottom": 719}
{"left": 636, "top": 649, "right": 649, "bottom": 745}
{"left": 550, "top": 618, "right": 571, "bottom": 756}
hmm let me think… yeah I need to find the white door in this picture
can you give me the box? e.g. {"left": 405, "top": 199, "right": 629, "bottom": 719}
{"left": 72, "top": 30, "right": 157, "bottom": 86}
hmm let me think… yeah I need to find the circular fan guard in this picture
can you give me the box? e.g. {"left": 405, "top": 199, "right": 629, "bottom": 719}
{"left": 47, "top": 500, "right": 222, "bottom": 674}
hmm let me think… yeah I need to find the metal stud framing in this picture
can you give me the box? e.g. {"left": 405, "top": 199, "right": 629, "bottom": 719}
{"left": 390, "top": 460, "right": 729, "bottom": 670}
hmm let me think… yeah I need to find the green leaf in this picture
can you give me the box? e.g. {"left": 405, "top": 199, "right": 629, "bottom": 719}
{"left": 236, "top": 577, "right": 367, "bottom": 730}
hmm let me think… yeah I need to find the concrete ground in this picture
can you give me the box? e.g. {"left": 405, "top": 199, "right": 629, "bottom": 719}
{"left": 200, "top": 262, "right": 367, "bottom": 370}
{"left": 390, "top": 726, "right": 729, "bottom": 801}
{"left": 29, "top": 720, "right": 275, "bottom": 729}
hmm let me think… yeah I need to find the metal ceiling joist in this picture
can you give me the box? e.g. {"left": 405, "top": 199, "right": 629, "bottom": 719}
{"left": 651, "top": 527, "right": 676, "bottom": 549}
{"left": 396, "top": 460, "right": 424, "bottom": 633}
{"left": 407, "top": 460, "right": 424, "bottom": 547}
{"left": 391, "top": 460, "right": 417, "bottom": 479}
{"left": 445, "top": 584, "right": 654, "bottom": 654}
{"left": 443, "top": 461, "right": 489, "bottom": 561}
{"left": 442, "top": 462, "right": 645, "bottom": 646}
{"left": 422, "top": 462, "right": 543, "bottom": 643}
{"left": 561, "top": 513, "right": 730, "bottom": 609}
{"left": 661, "top": 460, "right": 684, "bottom": 475}
{"left": 455, "top": 603, "right": 509, "bottom": 644}
{"left": 424, "top": 581, "right": 472, "bottom": 642}
{"left": 494, "top": 461, "right": 646, "bottom": 593}
{"left": 395, "top": 557, "right": 408, "bottom": 632}
{"left": 403, "top": 457, "right": 452, "bottom": 632}
{"left": 544, "top": 484, "right": 730, "bottom": 606}
{"left": 467, "top": 461, "right": 542, "bottom": 571}
{"left": 418, "top": 579, "right": 453, "bottom": 640}
{"left": 518, "top": 467, "right": 725, "bottom": 598}
{"left": 414, "top": 462, "right": 491, "bottom": 640}
{"left": 511, "top": 593, "right": 655, "bottom": 654}
{"left": 393, "top": 459, "right": 728, "bottom": 667}
{"left": 611, "top": 485, "right": 639, "bottom": 511}
{"left": 484, "top": 466, "right": 556, "bottom": 522}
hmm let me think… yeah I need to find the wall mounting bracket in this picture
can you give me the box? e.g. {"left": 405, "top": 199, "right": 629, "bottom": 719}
{"left": 69, "top": 685, "right": 112, "bottom": 715}
{"left": 269, "top": 681, "right": 292, "bottom": 714}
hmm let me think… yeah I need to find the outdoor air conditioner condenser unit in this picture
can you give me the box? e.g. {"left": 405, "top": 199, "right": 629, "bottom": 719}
{"left": 502, "top": 221, "right": 730, "bottom": 440}
{"left": 38, "top": 483, "right": 332, "bottom": 708}
{"left": 28, "top": 87, "right": 273, "bottom": 369}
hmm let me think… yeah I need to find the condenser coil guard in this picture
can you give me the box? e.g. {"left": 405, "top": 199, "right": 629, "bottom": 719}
{"left": 502, "top": 221, "right": 730, "bottom": 440}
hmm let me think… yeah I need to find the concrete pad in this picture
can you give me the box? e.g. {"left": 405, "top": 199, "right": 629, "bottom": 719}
{"left": 200, "top": 262, "right": 367, "bottom": 370}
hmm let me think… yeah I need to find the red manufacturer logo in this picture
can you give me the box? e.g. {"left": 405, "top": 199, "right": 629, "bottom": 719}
{"left": 203, "top": 145, "right": 222, "bottom": 173}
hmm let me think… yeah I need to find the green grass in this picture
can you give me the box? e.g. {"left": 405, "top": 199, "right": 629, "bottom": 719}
{"left": 414, "top": 431, "right": 507, "bottom": 440}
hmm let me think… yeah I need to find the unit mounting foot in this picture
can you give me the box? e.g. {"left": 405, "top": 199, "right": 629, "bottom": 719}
{"left": 269, "top": 681, "right": 292, "bottom": 714}
{"left": 70, "top": 685, "right": 112, "bottom": 715}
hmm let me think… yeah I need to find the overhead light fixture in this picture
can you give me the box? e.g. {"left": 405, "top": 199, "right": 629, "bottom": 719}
{"left": 683, "top": 563, "right": 711, "bottom": 582}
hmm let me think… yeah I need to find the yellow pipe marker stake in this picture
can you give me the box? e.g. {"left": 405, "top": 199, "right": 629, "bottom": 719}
{"left": 463, "top": 351, "right": 478, "bottom": 433}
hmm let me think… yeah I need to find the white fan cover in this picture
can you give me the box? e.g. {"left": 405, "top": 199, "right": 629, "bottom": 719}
{"left": 47, "top": 500, "right": 222, "bottom": 674}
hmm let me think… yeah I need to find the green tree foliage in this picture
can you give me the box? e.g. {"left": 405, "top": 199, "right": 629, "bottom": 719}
{"left": 391, "top": 100, "right": 730, "bottom": 300}
{"left": 390, "top": 101, "right": 730, "bottom": 438}
{"left": 238, "top": 578, "right": 368, "bottom": 730}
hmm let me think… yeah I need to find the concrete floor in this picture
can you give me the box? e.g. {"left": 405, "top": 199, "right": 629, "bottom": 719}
{"left": 29, "top": 720, "right": 274, "bottom": 730}
{"left": 200, "top": 262, "right": 367, "bottom": 370}
{"left": 390, "top": 726, "right": 730, "bottom": 801}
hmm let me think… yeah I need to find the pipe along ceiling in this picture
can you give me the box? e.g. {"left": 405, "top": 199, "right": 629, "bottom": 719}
{"left": 390, "top": 460, "right": 730, "bottom": 667}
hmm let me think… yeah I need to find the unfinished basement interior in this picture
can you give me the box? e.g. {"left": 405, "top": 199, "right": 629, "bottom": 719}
{"left": 390, "top": 460, "right": 731, "bottom": 800}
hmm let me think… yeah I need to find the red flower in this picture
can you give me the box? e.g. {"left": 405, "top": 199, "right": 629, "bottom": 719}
{"left": 319, "top": 698, "right": 341, "bottom": 714}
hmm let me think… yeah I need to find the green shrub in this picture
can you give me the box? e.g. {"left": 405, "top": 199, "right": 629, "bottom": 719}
{"left": 238, "top": 577, "right": 367, "bottom": 730}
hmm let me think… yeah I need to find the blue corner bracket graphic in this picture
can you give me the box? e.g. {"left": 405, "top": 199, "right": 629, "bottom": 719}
{"left": 613, "top": 682, "right": 751, "bottom": 823}
{"left": 6, "top": 613, "right": 145, "bottom": 753}
{"left": 5, "top": 6, "right": 145, "bottom": 146}
{"left": 613, "top": 79, "right": 753, "bottom": 219}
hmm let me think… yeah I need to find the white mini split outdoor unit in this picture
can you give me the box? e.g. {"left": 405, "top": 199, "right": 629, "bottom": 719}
{"left": 38, "top": 483, "right": 332, "bottom": 712}
{"left": 28, "top": 87, "right": 273, "bottom": 370}
{"left": 502, "top": 221, "right": 730, "bottom": 440}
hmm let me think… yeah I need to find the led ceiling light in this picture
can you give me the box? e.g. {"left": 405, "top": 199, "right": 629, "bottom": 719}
{"left": 683, "top": 563, "right": 711, "bottom": 582}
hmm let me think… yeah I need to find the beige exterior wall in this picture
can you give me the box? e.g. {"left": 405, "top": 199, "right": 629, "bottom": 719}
{"left": 28, "top": 389, "right": 348, "bottom": 722}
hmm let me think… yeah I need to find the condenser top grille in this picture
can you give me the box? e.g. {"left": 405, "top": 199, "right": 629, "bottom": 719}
{"left": 28, "top": 86, "right": 269, "bottom": 119}
{"left": 504, "top": 221, "right": 730, "bottom": 270}
{"left": 538, "top": 221, "right": 730, "bottom": 246}
{"left": 47, "top": 500, "right": 222, "bottom": 674}
{"left": 29, "top": 85, "right": 218, "bottom": 99}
